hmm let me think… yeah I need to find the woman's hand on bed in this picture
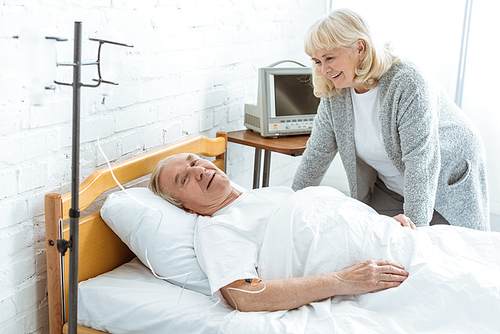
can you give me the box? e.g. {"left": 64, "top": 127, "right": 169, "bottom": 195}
{"left": 333, "top": 259, "right": 409, "bottom": 295}
{"left": 392, "top": 214, "right": 416, "bottom": 230}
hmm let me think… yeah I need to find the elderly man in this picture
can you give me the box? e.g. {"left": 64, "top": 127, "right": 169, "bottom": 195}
{"left": 149, "top": 153, "right": 411, "bottom": 312}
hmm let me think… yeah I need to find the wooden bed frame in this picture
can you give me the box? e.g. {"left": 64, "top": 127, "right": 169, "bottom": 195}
{"left": 44, "top": 133, "right": 228, "bottom": 334}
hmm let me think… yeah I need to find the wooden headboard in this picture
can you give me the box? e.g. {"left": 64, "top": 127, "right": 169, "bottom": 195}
{"left": 44, "top": 133, "right": 228, "bottom": 334}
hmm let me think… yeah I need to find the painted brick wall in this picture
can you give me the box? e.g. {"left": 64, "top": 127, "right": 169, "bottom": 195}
{"left": 0, "top": 1, "right": 324, "bottom": 333}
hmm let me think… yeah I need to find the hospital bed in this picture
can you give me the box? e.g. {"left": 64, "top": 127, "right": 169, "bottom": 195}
{"left": 44, "top": 133, "right": 500, "bottom": 334}
{"left": 44, "top": 133, "right": 231, "bottom": 334}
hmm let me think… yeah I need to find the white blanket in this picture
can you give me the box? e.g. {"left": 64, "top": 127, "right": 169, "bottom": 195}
{"left": 220, "top": 187, "right": 500, "bottom": 334}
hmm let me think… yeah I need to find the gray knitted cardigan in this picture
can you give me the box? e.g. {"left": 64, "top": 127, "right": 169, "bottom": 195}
{"left": 292, "top": 58, "right": 489, "bottom": 230}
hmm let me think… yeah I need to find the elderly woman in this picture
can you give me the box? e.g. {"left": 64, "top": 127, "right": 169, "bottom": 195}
{"left": 292, "top": 8, "right": 489, "bottom": 230}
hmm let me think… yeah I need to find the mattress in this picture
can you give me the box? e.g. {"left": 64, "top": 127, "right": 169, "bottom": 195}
{"left": 78, "top": 258, "right": 233, "bottom": 334}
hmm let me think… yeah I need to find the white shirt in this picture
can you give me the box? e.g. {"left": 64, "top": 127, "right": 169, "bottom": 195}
{"left": 351, "top": 87, "right": 405, "bottom": 196}
{"left": 194, "top": 186, "right": 294, "bottom": 299}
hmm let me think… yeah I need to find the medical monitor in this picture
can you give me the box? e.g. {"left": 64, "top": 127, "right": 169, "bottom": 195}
{"left": 244, "top": 65, "right": 320, "bottom": 137}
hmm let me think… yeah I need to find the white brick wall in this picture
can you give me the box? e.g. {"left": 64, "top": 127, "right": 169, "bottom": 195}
{"left": 0, "top": 1, "right": 324, "bottom": 332}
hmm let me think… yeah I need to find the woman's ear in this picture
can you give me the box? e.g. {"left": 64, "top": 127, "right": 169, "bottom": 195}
{"left": 356, "top": 39, "right": 366, "bottom": 56}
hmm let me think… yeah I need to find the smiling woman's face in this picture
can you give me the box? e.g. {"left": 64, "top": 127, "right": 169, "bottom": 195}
{"left": 159, "top": 153, "right": 232, "bottom": 215}
{"left": 311, "top": 40, "right": 368, "bottom": 93}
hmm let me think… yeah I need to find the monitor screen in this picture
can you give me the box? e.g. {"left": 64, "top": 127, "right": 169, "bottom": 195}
{"left": 243, "top": 65, "right": 319, "bottom": 136}
{"left": 273, "top": 74, "right": 319, "bottom": 117}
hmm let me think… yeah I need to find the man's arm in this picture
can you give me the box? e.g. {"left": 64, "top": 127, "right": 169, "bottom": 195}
{"left": 220, "top": 259, "right": 409, "bottom": 312}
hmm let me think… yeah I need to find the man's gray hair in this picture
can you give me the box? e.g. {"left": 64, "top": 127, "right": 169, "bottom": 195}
{"left": 149, "top": 154, "right": 184, "bottom": 209}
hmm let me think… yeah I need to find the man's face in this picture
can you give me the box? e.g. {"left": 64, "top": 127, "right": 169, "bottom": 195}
{"left": 159, "top": 153, "right": 232, "bottom": 215}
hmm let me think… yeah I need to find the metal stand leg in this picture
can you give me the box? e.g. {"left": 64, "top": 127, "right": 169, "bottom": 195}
{"left": 253, "top": 148, "right": 262, "bottom": 189}
{"left": 68, "top": 21, "right": 82, "bottom": 334}
{"left": 262, "top": 150, "right": 271, "bottom": 187}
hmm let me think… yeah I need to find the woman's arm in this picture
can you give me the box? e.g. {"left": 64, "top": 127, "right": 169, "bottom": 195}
{"left": 292, "top": 98, "right": 339, "bottom": 191}
{"left": 220, "top": 259, "right": 409, "bottom": 312}
{"left": 388, "top": 67, "right": 441, "bottom": 226}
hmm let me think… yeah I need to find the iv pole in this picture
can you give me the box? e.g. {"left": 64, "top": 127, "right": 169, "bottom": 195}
{"left": 67, "top": 21, "right": 82, "bottom": 334}
{"left": 50, "top": 21, "right": 132, "bottom": 334}
{"left": 14, "top": 20, "right": 132, "bottom": 334}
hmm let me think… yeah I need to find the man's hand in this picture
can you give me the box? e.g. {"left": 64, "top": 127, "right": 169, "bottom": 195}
{"left": 392, "top": 214, "right": 416, "bottom": 230}
{"left": 333, "top": 259, "right": 409, "bottom": 295}
{"left": 221, "top": 259, "right": 409, "bottom": 312}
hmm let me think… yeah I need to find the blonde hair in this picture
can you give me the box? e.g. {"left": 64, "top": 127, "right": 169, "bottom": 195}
{"left": 149, "top": 154, "right": 187, "bottom": 209}
{"left": 305, "top": 8, "right": 398, "bottom": 97}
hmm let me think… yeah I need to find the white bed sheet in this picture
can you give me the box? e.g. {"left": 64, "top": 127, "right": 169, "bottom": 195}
{"left": 78, "top": 258, "right": 233, "bottom": 334}
{"left": 236, "top": 186, "right": 500, "bottom": 334}
{"left": 79, "top": 186, "right": 500, "bottom": 334}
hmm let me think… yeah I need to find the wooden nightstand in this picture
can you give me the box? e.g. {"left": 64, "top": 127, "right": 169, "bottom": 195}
{"left": 222, "top": 130, "right": 309, "bottom": 188}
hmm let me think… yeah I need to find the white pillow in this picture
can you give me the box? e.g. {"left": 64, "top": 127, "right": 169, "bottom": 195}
{"left": 100, "top": 187, "right": 210, "bottom": 295}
